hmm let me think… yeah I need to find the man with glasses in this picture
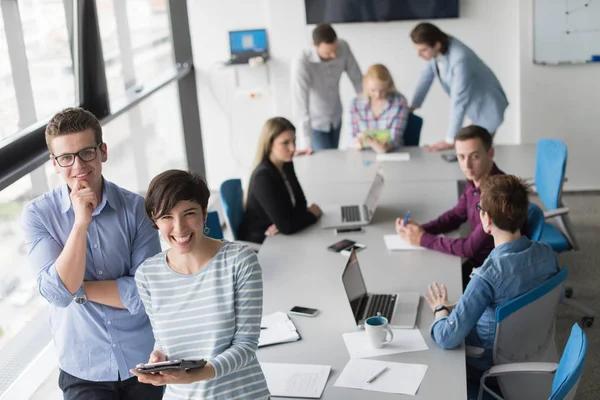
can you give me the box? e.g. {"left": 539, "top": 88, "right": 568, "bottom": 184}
{"left": 395, "top": 125, "right": 506, "bottom": 289}
{"left": 21, "top": 108, "right": 163, "bottom": 399}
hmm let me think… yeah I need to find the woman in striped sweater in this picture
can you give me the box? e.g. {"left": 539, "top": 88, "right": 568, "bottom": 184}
{"left": 130, "top": 169, "right": 270, "bottom": 400}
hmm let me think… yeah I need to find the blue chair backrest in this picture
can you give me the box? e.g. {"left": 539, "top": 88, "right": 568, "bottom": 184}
{"left": 535, "top": 140, "right": 567, "bottom": 211}
{"left": 220, "top": 179, "right": 244, "bottom": 239}
{"left": 550, "top": 323, "right": 588, "bottom": 400}
{"left": 527, "top": 203, "right": 545, "bottom": 241}
{"left": 496, "top": 267, "right": 568, "bottom": 323}
{"left": 403, "top": 114, "right": 423, "bottom": 147}
{"left": 205, "top": 211, "right": 224, "bottom": 240}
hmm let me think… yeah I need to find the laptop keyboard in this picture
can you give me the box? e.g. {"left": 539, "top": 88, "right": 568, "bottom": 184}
{"left": 341, "top": 205, "right": 361, "bottom": 222}
{"left": 365, "top": 294, "right": 397, "bottom": 322}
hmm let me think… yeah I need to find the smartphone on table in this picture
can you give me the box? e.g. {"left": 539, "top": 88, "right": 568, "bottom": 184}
{"left": 290, "top": 306, "right": 320, "bottom": 317}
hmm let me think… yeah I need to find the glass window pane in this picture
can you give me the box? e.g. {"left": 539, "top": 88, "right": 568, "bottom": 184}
{"left": 0, "top": 7, "right": 20, "bottom": 141}
{"left": 18, "top": 0, "right": 76, "bottom": 126}
{"left": 0, "top": 0, "right": 76, "bottom": 143}
{"left": 97, "top": 0, "right": 127, "bottom": 107}
{"left": 127, "top": 0, "right": 174, "bottom": 84}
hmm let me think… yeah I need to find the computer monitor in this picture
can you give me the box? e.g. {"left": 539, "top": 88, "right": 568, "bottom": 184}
{"left": 228, "top": 29, "right": 269, "bottom": 65}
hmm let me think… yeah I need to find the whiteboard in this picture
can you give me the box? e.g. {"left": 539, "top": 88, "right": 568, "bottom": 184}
{"left": 534, "top": 0, "right": 600, "bottom": 64}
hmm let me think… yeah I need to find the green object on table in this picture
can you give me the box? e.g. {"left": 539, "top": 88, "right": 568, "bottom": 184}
{"left": 361, "top": 129, "right": 391, "bottom": 147}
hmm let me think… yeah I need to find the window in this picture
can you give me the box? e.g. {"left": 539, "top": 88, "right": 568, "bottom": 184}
{"left": 98, "top": 0, "right": 174, "bottom": 109}
{"left": 0, "top": 0, "right": 76, "bottom": 143}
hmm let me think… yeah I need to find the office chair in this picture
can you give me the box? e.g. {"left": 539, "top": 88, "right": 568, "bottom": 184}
{"left": 478, "top": 323, "right": 588, "bottom": 400}
{"left": 468, "top": 268, "right": 567, "bottom": 400}
{"left": 534, "top": 139, "right": 594, "bottom": 327}
{"left": 403, "top": 113, "right": 423, "bottom": 147}
{"left": 527, "top": 203, "right": 545, "bottom": 241}
{"left": 219, "top": 179, "right": 244, "bottom": 240}
{"left": 205, "top": 211, "right": 224, "bottom": 240}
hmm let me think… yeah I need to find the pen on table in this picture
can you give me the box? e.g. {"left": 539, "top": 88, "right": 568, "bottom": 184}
{"left": 366, "top": 366, "right": 389, "bottom": 384}
{"left": 260, "top": 327, "right": 267, "bottom": 330}
{"left": 403, "top": 211, "right": 411, "bottom": 226}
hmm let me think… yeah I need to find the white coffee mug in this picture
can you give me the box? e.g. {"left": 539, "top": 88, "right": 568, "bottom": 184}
{"left": 365, "top": 315, "right": 394, "bottom": 348}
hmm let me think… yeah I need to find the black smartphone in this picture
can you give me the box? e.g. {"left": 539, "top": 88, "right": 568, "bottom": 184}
{"left": 442, "top": 153, "right": 458, "bottom": 162}
{"left": 327, "top": 239, "right": 356, "bottom": 252}
{"left": 290, "top": 306, "right": 320, "bottom": 317}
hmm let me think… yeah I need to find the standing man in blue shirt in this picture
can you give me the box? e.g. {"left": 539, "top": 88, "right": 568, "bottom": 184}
{"left": 409, "top": 22, "right": 508, "bottom": 152}
{"left": 21, "top": 108, "right": 163, "bottom": 399}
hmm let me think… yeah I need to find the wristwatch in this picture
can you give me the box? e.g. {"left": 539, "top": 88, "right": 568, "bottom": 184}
{"left": 74, "top": 286, "right": 87, "bottom": 305}
{"left": 434, "top": 304, "right": 450, "bottom": 316}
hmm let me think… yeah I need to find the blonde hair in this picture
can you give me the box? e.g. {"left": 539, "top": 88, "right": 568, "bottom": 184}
{"left": 361, "top": 64, "right": 398, "bottom": 98}
{"left": 252, "top": 117, "right": 296, "bottom": 171}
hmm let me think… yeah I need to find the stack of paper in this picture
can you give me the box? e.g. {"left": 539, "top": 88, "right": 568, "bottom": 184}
{"left": 334, "top": 359, "right": 428, "bottom": 395}
{"left": 376, "top": 152, "right": 411, "bottom": 162}
{"left": 342, "top": 328, "right": 428, "bottom": 359}
{"left": 383, "top": 234, "right": 425, "bottom": 251}
{"left": 258, "top": 312, "right": 300, "bottom": 347}
{"left": 261, "top": 363, "right": 331, "bottom": 398}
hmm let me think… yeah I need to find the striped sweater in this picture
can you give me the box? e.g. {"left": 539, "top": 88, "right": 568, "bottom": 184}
{"left": 135, "top": 241, "right": 270, "bottom": 399}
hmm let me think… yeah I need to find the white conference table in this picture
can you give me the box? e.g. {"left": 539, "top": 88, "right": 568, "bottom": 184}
{"left": 257, "top": 180, "right": 467, "bottom": 399}
{"left": 293, "top": 144, "right": 596, "bottom": 191}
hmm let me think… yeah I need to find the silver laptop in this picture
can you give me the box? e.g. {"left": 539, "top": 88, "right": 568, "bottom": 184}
{"left": 321, "top": 171, "right": 384, "bottom": 229}
{"left": 342, "top": 248, "right": 420, "bottom": 329}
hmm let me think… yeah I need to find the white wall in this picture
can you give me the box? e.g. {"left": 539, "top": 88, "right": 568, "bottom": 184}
{"left": 188, "top": 0, "right": 521, "bottom": 188}
{"left": 519, "top": 0, "right": 600, "bottom": 157}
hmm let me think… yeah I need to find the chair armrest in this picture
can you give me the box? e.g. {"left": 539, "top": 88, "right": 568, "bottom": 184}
{"left": 477, "top": 362, "right": 558, "bottom": 400}
{"left": 544, "top": 207, "right": 569, "bottom": 219}
{"left": 466, "top": 346, "right": 485, "bottom": 358}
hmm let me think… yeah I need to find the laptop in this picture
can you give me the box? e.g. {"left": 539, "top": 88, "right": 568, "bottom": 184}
{"left": 321, "top": 171, "right": 384, "bottom": 229}
{"left": 342, "top": 248, "right": 420, "bottom": 329}
{"left": 227, "top": 29, "right": 270, "bottom": 65}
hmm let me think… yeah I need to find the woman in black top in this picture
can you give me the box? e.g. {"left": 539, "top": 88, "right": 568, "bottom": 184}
{"left": 237, "top": 117, "right": 322, "bottom": 243}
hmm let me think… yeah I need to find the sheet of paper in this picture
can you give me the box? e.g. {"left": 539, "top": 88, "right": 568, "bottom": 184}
{"left": 376, "top": 152, "right": 411, "bottom": 162}
{"left": 334, "top": 359, "right": 428, "bottom": 395}
{"left": 342, "top": 328, "right": 429, "bottom": 359}
{"left": 259, "top": 312, "right": 300, "bottom": 347}
{"left": 383, "top": 234, "right": 425, "bottom": 251}
{"left": 261, "top": 362, "right": 331, "bottom": 398}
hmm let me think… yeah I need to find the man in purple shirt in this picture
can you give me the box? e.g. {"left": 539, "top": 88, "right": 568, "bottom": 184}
{"left": 396, "top": 125, "right": 502, "bottom": 287}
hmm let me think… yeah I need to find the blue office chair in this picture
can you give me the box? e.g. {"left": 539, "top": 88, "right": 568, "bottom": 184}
{"left": 219, "top": 179, "right": 244, "bottom": 240}
{"left": 205, "top": 211, "right": 224, "bottom": 240}
{"left": 403, "top": 113, "right": 423, "bottom": 147}
{"left": 535, "top": 140, "right": 579, "bottom": 253}
{"left": 527, "top": 203, "right": 545, "bottom": 241}
{"left": 534, "top": 139, "right": 593, "bottom": 327}
{"left": 469, "top": 268, "right": 567, "bottom": 400}
{"left": 478, "top": 323, "right": 588, "bottom": 400}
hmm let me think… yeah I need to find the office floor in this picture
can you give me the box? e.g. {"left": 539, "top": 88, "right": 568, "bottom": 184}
{"left": 543, "top": 193, "right": 600, "bottom": 400}
{"left": 31, "top": 193, "right": 599, "bottom": 400}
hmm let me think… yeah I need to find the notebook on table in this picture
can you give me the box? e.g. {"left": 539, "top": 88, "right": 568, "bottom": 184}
{"left": 258, "top": 312, "right": 301, "bottom": 347}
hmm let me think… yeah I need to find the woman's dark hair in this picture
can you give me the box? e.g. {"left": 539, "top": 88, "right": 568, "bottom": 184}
{"left": 410, "top": 22, "right": 450, "bottom": 54}
{"left": 312, "top": 23, "right": 337, "bottom": 45}
{"left": 480, "top": 175, "right": 531, "bottom": 233}
{"left": 145, "top": 169, "right": 210, "bottom": 228}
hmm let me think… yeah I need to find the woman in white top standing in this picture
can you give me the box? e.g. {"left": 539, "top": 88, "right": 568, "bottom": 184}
{"left": 131, "top": 169, "right": 270, "bottom": 400}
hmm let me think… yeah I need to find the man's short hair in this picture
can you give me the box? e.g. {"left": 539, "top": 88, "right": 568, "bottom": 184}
{"left": 480, "top": 175, "right": 531, "bottom": 233}
{"left": 45, "top": 107, "right": 103, "bottom": 150}
{"left": 454, "top": 125, "right": 493, "bottom": 151}
{"left": 312, "top": 24, "right": 337, "bottom": 46}
{"left": 145, "top": 169, "right": 211, "bottom": 229}
{"left": 410, "top": 22, "right": 450, "bottom": 54}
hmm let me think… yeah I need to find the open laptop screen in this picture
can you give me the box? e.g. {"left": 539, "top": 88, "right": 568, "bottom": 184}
{"left": 342, "top": 249, "right": 368, "bottom": 323}
{"left": 364, "top": 172, "right": 384, "bottom": 217}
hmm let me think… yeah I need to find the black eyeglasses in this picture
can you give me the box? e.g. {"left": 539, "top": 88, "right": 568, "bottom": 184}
{"left": 52, "top": 143, "right": 103, "bottom": 167}
{"left": 475, "top": 202, "right": 484, "bottom": 212}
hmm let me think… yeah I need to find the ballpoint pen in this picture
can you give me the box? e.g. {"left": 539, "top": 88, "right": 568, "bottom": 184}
{"left": 366, "top": 366, "right": 389, "bottom": 384}
{"left": 403, "top": 211, "right": 411, "bottom": 226}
